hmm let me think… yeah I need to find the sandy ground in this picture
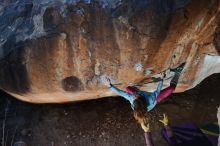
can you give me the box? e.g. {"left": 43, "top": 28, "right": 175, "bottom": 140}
{"left": 0, "top": 74, "right": 220, "bottom": 146}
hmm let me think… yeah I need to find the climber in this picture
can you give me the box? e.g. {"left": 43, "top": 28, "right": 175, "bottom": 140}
{"left": 106, "top": 63, "right": 185, "bottom": 111}
{"left": 106, "top": 63, "right": 185, "bottom": 122}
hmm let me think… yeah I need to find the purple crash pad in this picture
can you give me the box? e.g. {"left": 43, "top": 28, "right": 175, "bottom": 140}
{"left": 162, "top": 123, "right": 213, "bottom": 146}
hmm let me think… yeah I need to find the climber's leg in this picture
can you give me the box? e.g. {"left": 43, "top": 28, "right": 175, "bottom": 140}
{"left": 156, "top": 63, "right": 185, "bottom": 103}
{"left": 156, "top": 85, "right": 176, "bottom": 103}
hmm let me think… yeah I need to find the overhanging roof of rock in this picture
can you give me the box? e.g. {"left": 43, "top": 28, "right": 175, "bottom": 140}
{"left": 0, "top": 0, "right": 220, "bottom": 103}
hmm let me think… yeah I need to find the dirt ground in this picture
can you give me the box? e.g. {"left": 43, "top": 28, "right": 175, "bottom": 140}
{"left": 0, "top": 74, "right": 220, "bottom": 146}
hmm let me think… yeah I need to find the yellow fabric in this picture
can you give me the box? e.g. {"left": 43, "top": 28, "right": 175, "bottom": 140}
{"left": 141, "top": 123, "right": 150, "bottom": 132}
{"left": 159, "top": 114, "right": 169, "bottom": 126}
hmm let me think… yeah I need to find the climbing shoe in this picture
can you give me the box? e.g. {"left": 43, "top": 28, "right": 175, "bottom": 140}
{"left": 170, "top": 63, "right": 186, "bottom": 86}
{"left": 170, "top": 62, "right": 185, "bottom": 74}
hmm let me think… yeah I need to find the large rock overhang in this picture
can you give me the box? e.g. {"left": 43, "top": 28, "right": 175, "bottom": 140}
{"left": 0, "top": 0, "right": 220, "bottom": 103}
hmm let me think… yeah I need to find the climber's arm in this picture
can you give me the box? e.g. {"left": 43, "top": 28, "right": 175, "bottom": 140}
{"left": 152, "top": 80, "right": 163, "bottom": 97}
{"left": 110, "top": 85, "right": 134, "bottom": 103}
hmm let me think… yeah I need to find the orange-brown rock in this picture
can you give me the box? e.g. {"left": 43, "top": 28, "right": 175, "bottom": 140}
{"left": 0, "top": 0, "right": 220, "bottom": 103}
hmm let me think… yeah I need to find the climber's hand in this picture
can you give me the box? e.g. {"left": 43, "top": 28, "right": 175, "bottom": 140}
{"left": 161, "top": 72, "right": 166, "bottom": 79}
{"left": 105, "top": 77, "right": 112, "bottom": 87}
{"left": 141, "top": 123, "right": 150, "bottom": 133}
{"left": 159, "top": 113, "right": 169, "bottom": 126}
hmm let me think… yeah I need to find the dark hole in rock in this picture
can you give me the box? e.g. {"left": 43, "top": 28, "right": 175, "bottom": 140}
{"left": 61, "top": 76, "right": 83, "bottom": 92}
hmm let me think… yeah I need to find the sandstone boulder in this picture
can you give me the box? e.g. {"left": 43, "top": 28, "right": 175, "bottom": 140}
{"left": 0, "top": 0, "right": 220, "bottom": 103}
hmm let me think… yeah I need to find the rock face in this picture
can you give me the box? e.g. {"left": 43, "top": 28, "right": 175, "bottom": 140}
{"left": 0, "top": 0, "right": 220, "bottom": 103}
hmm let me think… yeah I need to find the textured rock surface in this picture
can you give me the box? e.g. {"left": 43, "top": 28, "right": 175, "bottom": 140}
{"left": 0, "top": 0, "right": 220, "bottom": 103}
